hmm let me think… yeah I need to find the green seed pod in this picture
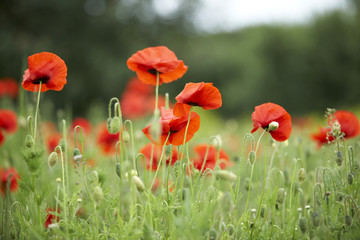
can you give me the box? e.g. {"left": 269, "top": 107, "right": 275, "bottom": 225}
{"left": 268, "top": 121, "right": 279, "bottom": 131}
{"left": 298, "top": 168, "right": 306, "bottom": 182}
{"left": 110, "top": 116, "right": 121, "bottom": 134}
{"left": 216, "top": 170, "right": 237, "bottom": 182}
{"left": 277, "top": 188, "right": 286, "bottom": 204}
{"left": 133, "top": 176, "right": 145, "bottom": 192}
{"left": 248, "top": 151, "right": 256, "bottom": 165}
{"left": 122, "top": 130, "right": 130, "bottom": 143}
{"left": 48, "top": 152, "right": 58, "bottom": 168}
{"left": 312, "top": 211, "right": 320, "bottom": 227}
{"left": 93, "top": 186, "right": 103, "bottom": 204}
{"left": 345, "top": 215, "right": 352, "bottom": 226}
{"left": 244, "top": 178, "right": 251, "bottom": 191}
{"left": 299, "top": 217, "right": 307, "bottom": 234}
{"left": 25, "top": 134, "right": 34, "bottom": 148}
{"left": 115, "top": 163, "right": 121, "bottom": 179}
{"left": 73, "top": 148, "right": 82, "bottom": 164}
{"left": 335, "top": 151, "right": 343, "bottom": 166}
{"left": 348, "top": 173, "right": 353, "bottom": 185}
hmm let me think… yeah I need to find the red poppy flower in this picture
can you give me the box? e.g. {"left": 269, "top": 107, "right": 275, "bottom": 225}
{"left": 143, "top": 103, "right": 200, "bottom": 146}
{"left": 46, "top": 133, "right": 62, "bottom": 153}
{"left": 22, "top": 52, "right": 67, "bottom": 92}
{"left": 192, "top": 144, "right": 232, "bottom": 172}
{"left": 127, "top": 46, "right": 188, "bottom": 85}
{"left": 251, "top": 102, "right": 292, "bottom": 142}
{"left": 175, "top": 82, "right": 222, "bottom": 110}
{"left": 311, "top": 110, "right": 360, "bottom": 147}
{"left": 0, "top": 110, "right": 18, "bottom": 134}
{"left": 44, "top": 208, "right": 60, "bottom": 228}
{"left": 71, "top": 118, "right": 92, "bottom": 135}
{"left": 0, "top": 78, "right": 19, "bottom": 98}
{"left": 96, "top": 123, "right": 119, "bottom": 154}
{"left": 139, "top": 143, "right": 179, "bottom": 171}
{"left": 125, "top": 77, "right": 153, "bottom": 96}
{"left": 121, "top": 91, "right": 150, "bottom": 119}
{"left": 0, "top": 167, "right": 20, "bottom": 195}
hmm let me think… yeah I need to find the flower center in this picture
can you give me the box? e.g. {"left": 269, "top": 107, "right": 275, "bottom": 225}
{"left": 147, "top": 69, "right": 159, "bottom": 75}
{"left": 32, "top": 76, "right": 50, "bottom": 84}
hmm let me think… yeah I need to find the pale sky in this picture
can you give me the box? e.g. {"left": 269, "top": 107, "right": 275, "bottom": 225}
{"left": 153, "top": 0, "right": 348, "bottom": 32}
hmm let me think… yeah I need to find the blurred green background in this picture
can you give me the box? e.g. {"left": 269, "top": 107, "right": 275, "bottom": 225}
{"left": 1, "top": 0, "right": 360, "bottom": 118}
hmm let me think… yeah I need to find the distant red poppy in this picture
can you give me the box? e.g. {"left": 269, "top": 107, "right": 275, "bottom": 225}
{"left": 175, "top": 82, "right": 222, "bottom": 110}
{"left": 139, "top": 143, "right": 179, "bottom": 171}
{"left": 192, "top": 144, "right": 232, "bottom": 172}
{"left": 125, "top": 77, "right": 153, "bottom": 96}
{"left": 121, "top": 91, "right": 150, "bottom": 119}
{"left": 0, "top": 78, "right": 19, "bottom": 98}
{"left": 143, "top": 103, "right": 200, "bottom": 146}
{"left": 22, "top": 52, "right": 67, "bottom": 92}
{"left": 46, "top": 133, "right": 62, "bottom": 153}
{"left": 96, "top": 123, "right": 119, "bottom": 154}
{"left": 311, "top": 110, "right": 360, "bottom": 147}
{"left": 71, "top": 118, "right": 92, "bottom": 135}
{"left": 127, "top": 46, "right": 188, "bottom": 85}
{"left": 44, "top": 208, "right": 60, "bottom": 228}
{"left": 251, "top": 102, "right": 292, "bottom": 142}
{"left": 0, "top": 110, "right": 18, "bottom": 133}
{"left": 0, "top": 167, "right": 20, "bottom": 195}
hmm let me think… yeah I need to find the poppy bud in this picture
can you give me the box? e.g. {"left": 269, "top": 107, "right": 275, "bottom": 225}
{"left": 107, "top": 118, "right": 113, "bottom": 133}
{"left": 345, "top": 215, "right": 352, "bottom": 226}
{"left": 335, "top": 151, "right": 343, "bottom": 166}
{"left": 268, "top": 121, "right": 279, "bottom": 131}
{"left": 348, "top": 173, "right": 353, "bottom": 185}
{"left": 215, "top": 170, "right": 237, "bottom": 182}
{"left": 298, "top": 168, "right": 306, "bottom": 182}
{"left": 133, "top": 176, "right": 145, "bottom": 192}
{"left": 277, "top": 188, "right": 286, "bottom": 204}
{"left": 93, "top": 186, "right": 103, "bottom": 204}
{"left": 227, "top": 224, "right": 235, "bottom": 236}
{"left": 25, "top": 134, "right": 34, "bottom": 148}
{"left": 73, "top": 148, "right": 82, "bottom": 165}
{"left": 115, "top": 163, "right": 121, "bottom": 179}
{"left": 248, "top": 151, "right": 256, "bottom": 165}
{"left": 122, "top": 130, "right": 130, "bottom": 143}
{"left": 48, "top": 152, "right": 58, "bottom": 168}
{"left": 208, "top": 228, "right": 217, "bottom": 240}
{"left": 299, "top": 217, "right": 307, "bottom": 234}
{"left": 212, "top": 135, "right": 223, "bottom": 149}
{"left": 110, "top": 116, "right": 121, "bottom": 134}
{"left": 311, "top": 211, "right": 320, "bottom": 227}
{"left": 337, "top": 193, "right": 343, "bottom": 202}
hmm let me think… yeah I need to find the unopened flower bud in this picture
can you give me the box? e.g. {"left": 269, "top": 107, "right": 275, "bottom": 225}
{"left": 335, "top": 151, "right": 343, "bottom": 166}
{"left": 25, "top": 134, "right": 34, "bottom": 148}
{"left": 107, "top": 118, "right": 113, "bottom": 133}
{"left": 277, "top": 188, "right": 286, "bottom": 204}
{"left": 248, "top": 151, "right": 256, "bottom": 165}
{"left": 115, "top": 163, "right": 121, "bottom": 178}
{"left": 93, "top": 186, "right": 103, "bottom": 203}
{"left": 77, "top": 198, "right": 82, "bottom": 203}
{"left": 48, "top": 152, "right": 58, "bottom": 168}
{"left": 215, "top": 170, "right": 237, "bottom": 182}
{"left": 212, "top": 135, "right": 223, "bottom": 149}
{"left": 110, "top": 116, "right": 121, "bottom": 134}
{"left": 268, "top": 121, "right": 279, "bottom": 131}
{"left": 133, "top": 176, "right": 145, "bottom": 192}
{"left": 311, "top": 211, "right": 320, "bottom": 227}
{"left": 345, "top": 215, "right": 352, "bottom": 226}
{"left": 348, "top": 173, "right": 353, "bottom": 185}
{"left": 227, "top": 224, "right": 235, "bottom": 236}
{"left": 122, "top": 130, "right": 130, "bottom": 143}
{"left": 298, "top": 168, "right": 306, "bottom": 182}
{"left": 299, "top": 217, "right": 307, "bottom": 234}
{"left": 73, "top": 148, "right": 82, "bottom": 164}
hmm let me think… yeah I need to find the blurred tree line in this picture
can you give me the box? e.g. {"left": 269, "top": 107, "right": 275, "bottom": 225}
{"left": 1, "top": 0, "right": 360, "bottom": 118}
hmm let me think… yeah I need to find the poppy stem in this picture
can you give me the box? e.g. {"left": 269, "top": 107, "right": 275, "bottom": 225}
{"left": 33, "top": 81, "right": 42, "bottom": 142}
{"left": 154, "top": 71, "right": 160, "bottom": 112}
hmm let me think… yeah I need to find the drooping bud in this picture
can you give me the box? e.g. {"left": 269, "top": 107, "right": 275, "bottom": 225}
{"left": 248, "top": 151, "right": 256, "bottom": 165}
{"left": 110, "top": 116, "right": 121, "bottom": 134}
{"left": 215, "top": 170, "right": 237, "bottom": 182}
{"left": 335, "top": 151, "right": 343, "bottom": 166}
{"left": 345, "top": 215, "right": 352, "bottom": 226}
{"left": 277, "top": 188, "right": 286, "bottom": 204}
{"left": 93, "top": 186, "right": 103, "bottom": 204}
{"left": 268, "top": 121, "right": 279, "bottom": 131}
{"left": 122, "top": 130, "right": 130, "bottom": 143}
{"left": 107, "top": 118, "right": 113, "bottom": 133}
{"left": 227, "top": 224, "right": 235, "bottom": 236}
{"left": 25, "top": 134, "right": 34, "bottom": 148}
{"left": 115, "top": 163, "right": 121, "bottom": 179}
{"left": 348, "top": 173, "right": 353, "bottom": 185}
{"left": 212, "top": 135, "right": 223, "bottom": 149}
{"left": 298, "top": 168, "right": 306, "bottom": 182}
{"left": 73, "top": 148, "right": 82, "bottom": 165}
{"left": 311, "top": 211, "right": 320, "bottom": 227}
{"left": 299, "top": 217, "right": 307, "bottom": 234}
{"left": 48, "top": 152, "right": 58, "bottom": 168}
{"left": 133, "top": 176, "right": 145, "bottom": 192}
